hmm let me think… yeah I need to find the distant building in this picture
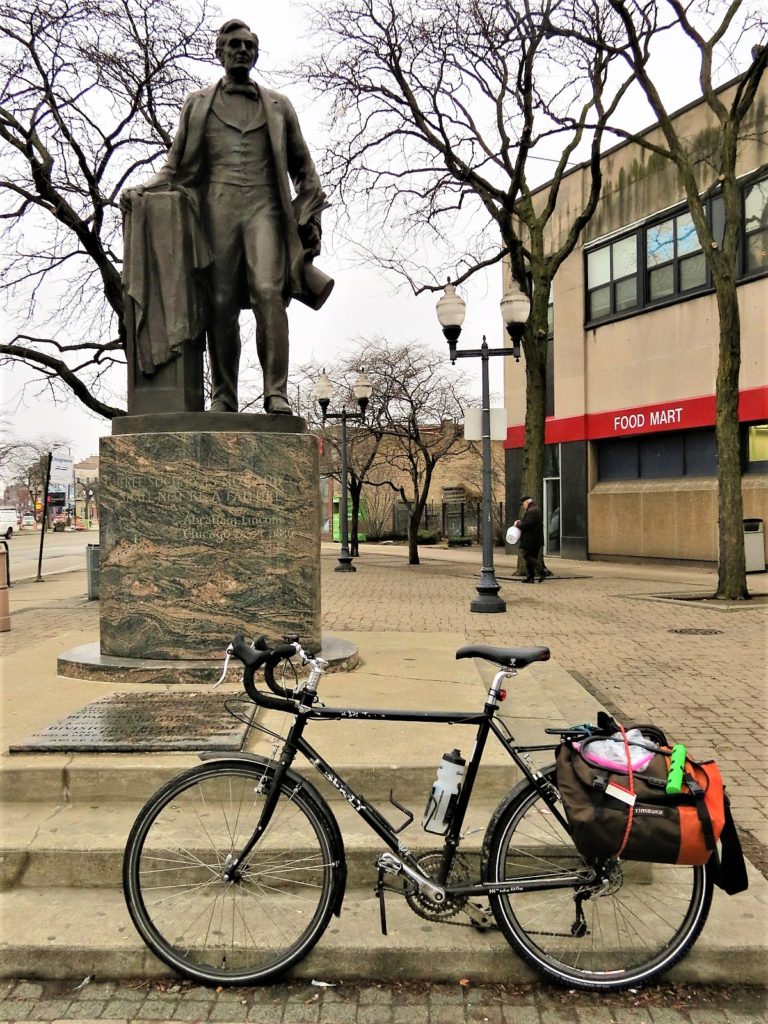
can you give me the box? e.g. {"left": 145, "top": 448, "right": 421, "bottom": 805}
{"left": 74, "top": 455, "right": 99, "bottom": 524}
{"left": 504, "top": 75, "right": 767, "bottom": 564}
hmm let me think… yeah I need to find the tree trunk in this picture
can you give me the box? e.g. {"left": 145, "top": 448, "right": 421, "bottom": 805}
{"left": 713, "top": 279, "right": 749, "bottom": 600}
{"left": 407, "top": 506, "right": 421, "bottom": 565}
{"left": 516, "top": 275, "right": 550, "bottom": 576}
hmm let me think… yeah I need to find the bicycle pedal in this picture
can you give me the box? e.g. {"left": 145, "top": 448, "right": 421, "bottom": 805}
{"left": 465, "top": 900, "right": 495, "bottom": 931}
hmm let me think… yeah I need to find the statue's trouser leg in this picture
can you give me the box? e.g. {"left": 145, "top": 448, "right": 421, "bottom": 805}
{"left": 242, "top": 187, "right": 289, "bottom": 410}
{"left": 206, "top": 184, "right": 244, "bottom": 412}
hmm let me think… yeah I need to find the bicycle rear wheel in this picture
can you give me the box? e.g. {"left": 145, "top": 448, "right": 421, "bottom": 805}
{"left": 123, "top": 760, "right": 342, "bottom": 985}
{"left": 485, "top": 766, "right": 713, "bottom": 990}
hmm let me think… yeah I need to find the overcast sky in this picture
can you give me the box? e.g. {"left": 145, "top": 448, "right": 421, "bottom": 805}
{"left": 1, "top": 1, "right": 753, "bottom": 467}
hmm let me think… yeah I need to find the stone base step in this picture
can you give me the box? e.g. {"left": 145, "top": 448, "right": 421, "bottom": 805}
{"left": 1, "top": 880, "right": 765, "bottom": 985}
{"left": 0, "top": 756, "right": 533, "bottom": 806}
{"left": 1, "top": 798, "right": 499, "bottom": 891}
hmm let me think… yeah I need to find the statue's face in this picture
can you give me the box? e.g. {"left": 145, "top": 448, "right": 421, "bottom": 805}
{"left": 220, "top": 28, "right": 258, "bottom": 75}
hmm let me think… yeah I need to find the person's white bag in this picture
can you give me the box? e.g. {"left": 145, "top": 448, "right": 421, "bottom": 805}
{"left": 506, "top": 524, "right": 521, "bottom": 545}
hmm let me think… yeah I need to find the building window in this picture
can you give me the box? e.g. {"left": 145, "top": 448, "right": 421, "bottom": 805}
{"left": 746, "top": 423, "right": 768, "bottom": 473}
{"left": 597, "top": 428, "right": 717, "bottom": 481}
{"left": 584, "top": 172, "right": 766, "bottom": 326}
{"left": 586, "top": 234, "right": 639, "bottom": 321}
{"left": 646, "top": 211, "right": 707, "bottom": 302}
{"left": 744, "top": 179, "right": 768, "bottom": 274}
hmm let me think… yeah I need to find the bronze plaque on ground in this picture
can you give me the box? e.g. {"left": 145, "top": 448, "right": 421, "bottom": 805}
{"left": 9, "top": 692, "right": 254, "bottom": 753}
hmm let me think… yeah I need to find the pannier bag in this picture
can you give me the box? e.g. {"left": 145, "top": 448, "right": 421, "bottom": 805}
{"left": 556, "top": 715, "right": 748, "bottom": 894}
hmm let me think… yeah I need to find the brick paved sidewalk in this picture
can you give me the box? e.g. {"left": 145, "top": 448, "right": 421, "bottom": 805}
{"left": 1, "top": 978, "right": 766, "bottom": 1024}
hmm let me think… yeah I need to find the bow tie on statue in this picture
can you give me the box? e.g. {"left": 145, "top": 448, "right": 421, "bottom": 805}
{"left": 222, "top": 80, "right": 259, "bottom": 99}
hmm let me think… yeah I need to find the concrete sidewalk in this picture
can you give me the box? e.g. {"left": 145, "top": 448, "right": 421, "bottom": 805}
{"left": 1, "top": 543, "right": 767, "bottom": 1009}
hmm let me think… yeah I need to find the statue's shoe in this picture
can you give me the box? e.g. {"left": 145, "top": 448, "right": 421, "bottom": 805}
{"left": 266, "top": 396, "right": 292, "bottom": 415}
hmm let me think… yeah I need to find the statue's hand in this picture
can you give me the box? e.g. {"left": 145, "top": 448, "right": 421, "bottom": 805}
{"left": 299, "top": 219, "right": 322, "bottom": 259}
{"left": 120, "top": 185, "right": 146, "bottom": 212}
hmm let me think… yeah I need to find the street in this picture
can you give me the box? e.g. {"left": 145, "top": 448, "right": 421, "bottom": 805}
{"left": 3, "top": 529, "right": 98, "bottom": 583}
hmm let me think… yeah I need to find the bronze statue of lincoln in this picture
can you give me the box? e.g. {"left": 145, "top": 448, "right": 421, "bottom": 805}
{"left": 123, "top": 19, "right": 330, "bottom": 415}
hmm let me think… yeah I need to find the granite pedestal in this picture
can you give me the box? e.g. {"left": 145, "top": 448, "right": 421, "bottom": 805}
{"left": 99, "top": 426, "right": 320, "bottom": 660}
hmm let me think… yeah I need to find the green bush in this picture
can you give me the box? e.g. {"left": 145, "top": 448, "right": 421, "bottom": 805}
{"left": 448, "top": 535, "right": 473, "bottom": 547}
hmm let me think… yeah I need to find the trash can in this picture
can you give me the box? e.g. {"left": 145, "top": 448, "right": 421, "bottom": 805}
{"left": 743, "top": 518, "right": 765, "bottom": 573}
{"left": 86, "top": 543, "right": 100, "bottom": 600}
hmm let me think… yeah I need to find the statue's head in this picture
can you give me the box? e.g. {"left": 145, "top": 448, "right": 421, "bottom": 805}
{"left": 215, "top": 19, "right": 259, "bottom": 73}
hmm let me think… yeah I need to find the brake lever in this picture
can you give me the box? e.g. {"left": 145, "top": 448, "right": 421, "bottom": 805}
{"left": 214, "top": 648, "right": 233, "bottom": 688}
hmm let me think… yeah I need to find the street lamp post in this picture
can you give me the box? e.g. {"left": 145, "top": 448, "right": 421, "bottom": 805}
{"left": 436, "top": 279, "right": 530, "bottom": 613}
{"left": 314, "top": 369, "right": 373, "bottom": 573}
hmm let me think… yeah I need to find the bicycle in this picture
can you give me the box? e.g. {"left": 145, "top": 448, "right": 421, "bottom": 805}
{"left": 123, "top": 635, "right": 713, "bottom": 991}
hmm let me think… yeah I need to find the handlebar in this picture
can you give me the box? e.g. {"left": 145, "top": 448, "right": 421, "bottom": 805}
{"left": 216, "top": 634, "right": 328, "bottom": 712}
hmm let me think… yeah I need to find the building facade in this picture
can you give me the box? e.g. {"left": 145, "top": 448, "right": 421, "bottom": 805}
{"left": 504, "top": 78, "right": 768, "bottom": 565}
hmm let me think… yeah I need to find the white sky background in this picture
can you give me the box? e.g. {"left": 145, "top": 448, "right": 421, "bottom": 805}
{"left": 1, "top": 1, "right": 759, "bottom": 467}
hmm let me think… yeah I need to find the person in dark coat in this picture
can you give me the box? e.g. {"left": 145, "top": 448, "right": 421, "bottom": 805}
{"left": 515, "top": 495, "right": 545, "bottom": 583}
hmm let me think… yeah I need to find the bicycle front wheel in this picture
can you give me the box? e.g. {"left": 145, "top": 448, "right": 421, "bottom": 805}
{"left": 123, "top": 760, "right": 342, "bottom": 985}
{"left": 485, "top": 766, "right": 713, "bottom": 990}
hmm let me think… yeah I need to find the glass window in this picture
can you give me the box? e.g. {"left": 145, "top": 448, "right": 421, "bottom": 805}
{"left": 676, "top": 212, "right": 701, "bottom": 256}
{"left": 615, "top": 276, "right": 638, "bottom": 311}
{"left": 645, "top": 210, "right": 708, "bottom": 303}
{"left": 684, "top": 429, "right": 717, "bottom": 476}
{"left": 587, "top": 248, "right": 611, "bottom": 287}
{"left": 679, "top": 252, "right": 707, "bottom": 291}
{"left": 640, "top": 435, "right": 684, "bottom": 478}
{"left": 612, "top": 235, "right": 638, "bottom": 277}
{"left": 588, "top": 285, "right": 610, "bottom": 320}
{"left": 649, "top": 264, "right": 674, "bottom": 300}
{"left": 746, "top": 423, "right": 768, "bottom": 473}
{"left": 746, "top": 229, "right": 768, "bottom": 272}
{"left": 586, "top": 234, "right": 639, "bottom": 322}
{"left": 744, "top": 178, "right": 768, "bottom": 274}
{"left": 647, "top": 219, "right": 675, "bottom": 267}
{"left": 584, "top": 174, "right": 765, "bottom": 327}
{"left": 744, "top": 179, "right": 768, "bottom": 228}
{"left": 597, "top": 438, "right": 639, "bottom": 481}
{"left": 598, "top": 429, "right": 719, "bottom": 480}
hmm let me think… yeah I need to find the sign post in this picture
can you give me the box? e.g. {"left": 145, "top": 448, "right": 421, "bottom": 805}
{"left": 36, "top": 452, "right": 53, "bottom": 583}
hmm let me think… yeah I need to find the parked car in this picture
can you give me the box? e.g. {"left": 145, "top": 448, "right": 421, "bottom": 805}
{"left": 21, "top": 514, "right": 36, "bottom": 528}
{"left": 0, "top": 508, "right": 17, "bottom": 539}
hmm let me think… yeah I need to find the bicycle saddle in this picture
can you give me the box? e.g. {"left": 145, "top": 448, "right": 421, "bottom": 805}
{"left": 455, "top": 644, "right": 550, "bottom": 668}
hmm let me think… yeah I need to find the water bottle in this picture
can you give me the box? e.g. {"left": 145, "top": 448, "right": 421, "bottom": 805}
{"left": 422, "top": 749, "right": 466, "bottom": 835}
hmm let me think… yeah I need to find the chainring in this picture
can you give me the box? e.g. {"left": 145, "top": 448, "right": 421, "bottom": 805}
{"left": 404, "top": 851, "right": 471, "bottom": 922}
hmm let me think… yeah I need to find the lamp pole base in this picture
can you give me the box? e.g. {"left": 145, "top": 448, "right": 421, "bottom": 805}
{"left": 470, "top": 570, "right": 506, "bottom": 613}
{"left": 335, "top": 551, "right": 356, "bottom": 572}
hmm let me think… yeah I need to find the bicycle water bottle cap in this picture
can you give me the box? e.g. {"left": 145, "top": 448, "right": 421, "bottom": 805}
{"left": 443, "top": 749, "right": 465, "bottom": 765}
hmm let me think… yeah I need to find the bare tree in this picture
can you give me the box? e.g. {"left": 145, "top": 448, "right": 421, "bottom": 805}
{"left": 297, "top": 0, "right": 633, "bottom": 525}
{"left": 361, "top": 340, "right": 475, "bottom": 564}
{"left": 300, "top": 339, "right": 474, "bottom": 561}
{"left": 557, "top": 0, "right": 767, "bottom": 599}
{"left": 0, "top": 0, "right": 217, "bottom": 418}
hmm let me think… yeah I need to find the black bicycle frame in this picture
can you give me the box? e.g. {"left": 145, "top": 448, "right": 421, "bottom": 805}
{"left": 227, "top": 690, "right": 587, "bottom": 896}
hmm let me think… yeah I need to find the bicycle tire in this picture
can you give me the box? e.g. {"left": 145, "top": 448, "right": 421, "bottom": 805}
{"left": 123, "top": 759, "right": 343, "bottom": 985}
{"left": 484, "top": 765, "right": 713, "bottom": 990}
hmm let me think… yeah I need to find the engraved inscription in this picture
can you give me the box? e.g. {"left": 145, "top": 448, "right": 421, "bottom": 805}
{"left": 98, "top": 432, "right": 321, "bottom": 659}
